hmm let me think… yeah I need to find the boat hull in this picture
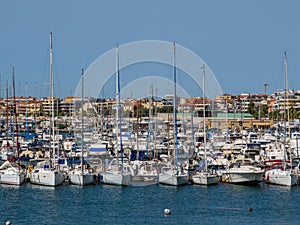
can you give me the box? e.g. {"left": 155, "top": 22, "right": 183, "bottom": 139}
{"left": 0, "top": 161, "right": 25, "bottom": 185}
{"left": 265, "top": 169, "right": 298, "bottom": 186}
{"left": 159, "top": 173, "right": 189, "bottom": 186}
{"left": 130, "top": 175, "right": 158, "bottom": 186}
{"left": 69, "top": 173, "right": 95, "bottom": 186}
{"left": 192, "top": 173, "right": 219, "bottom": 185}
{"left": 0, "top": 173, "right": 25, "bottom": 185}
{"left": 225, "top": 171, "right": 264, "bottom": 185}
{"left": 30, "top": 169, "right": 65, "bottom": 187}
{"left": 102, "top": 171, "right": 131, "bottom": 186}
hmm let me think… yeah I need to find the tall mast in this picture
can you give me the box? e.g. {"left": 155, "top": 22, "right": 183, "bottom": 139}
{"left": 201, "top": 64, "right": 207, "bottom": 172}
{"left": 173, "top": 42, "right": 178, "bottom": 170}
{"left": 12, "top": 66, "right": 20, "bottom": 168}
{"left": 25, "top": 82, "right": 28, "bottom": 141}
{"left": 50, "top": 31, "right": 56, "bottom": 161}
{"left": 154, "top": 88, "right": 158, "bottom": 158}
{"left": 6, "top": 81, "right": 9, "bottom": 150}
{"left": 283, "top": 51, "right": 288, "bottom": 169}
{"left": 225, "top": 99, "right": 228, "bottom": 143}
{"left": 136, "top": 101, "right": 140, "bottom": 161}
{"left": 5, "top": 80, "right": 9, "bottom": 150}
{"left": 0, "top": 74, "right": 2, "bottom": 98}
{"left": 116, "top": 44, "right": 123, "bottom": 167}
{"left": 146, "top": 84, "right": 153, "bottom": 157}
{"left": 191, "top": 105, "right": 195, "bottom": 154}
{"left": 81, "top": 69, "right": 84, "bottom": 174}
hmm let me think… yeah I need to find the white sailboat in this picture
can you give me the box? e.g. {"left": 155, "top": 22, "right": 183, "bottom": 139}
{"left": 69, "top": 163, "right": 95, "bottom": 186}
{"left": 158, "top": 42, "right": 189, "bottom": 186}
{"left": 265, "top": 52, "right": 298, "bottom": 186}
{"left": 102, "top": 44, "right": 131, "bottom": 186}
{"left": 102, "top": 158, "right": 132, "bottom": 186}
{"left": 130, "top": 160, "right": 158, "bottom": 186}
{"left": 0, "top": 68, "right": 25, "bottom": 186}
{"left": 69, "top": 69, "right": 95, "bottom": 186}
{"left": 192, "top": 65, "right": 218, "bottom": 185}
{"left": 130, "top": 89, "right": 159, "bottom": 186}
{"left": 30, "top": 32, "right": 65, "bottom": 187}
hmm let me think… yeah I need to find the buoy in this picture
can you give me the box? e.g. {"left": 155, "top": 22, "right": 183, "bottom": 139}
{"left": 248, "top": 207, "right": 253, "bottom": 212}
{"left": 221, "top": 177, "right": 226, "bottom": 183}
{"left": 163, "top": 208, "right": 171, "bottom": 215}
{"left": 6, "top": 221, "right": 11, "bottom": 225}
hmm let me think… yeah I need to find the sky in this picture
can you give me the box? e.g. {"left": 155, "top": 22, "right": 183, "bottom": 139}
{"left": 0, "top": 0, "right": 300, "bottom": 99}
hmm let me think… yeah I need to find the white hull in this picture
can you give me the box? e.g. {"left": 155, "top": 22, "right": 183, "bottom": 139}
{"left": 30, "top": 169, "right": 65, "bottom": 187}
{"left": 265, "top": 169, "right": 298, "bottom": 186}
{"left": 0, "top": 173, "right": 25, "bottom": 185}
{"left": 130, "top": 175, "right": 158, "bottom": 186}
{"left": 0, "top": 161, "right": 25, "bottom": 185}
{"left": 69, "top": 172, "right": 94, "bottom": 186}
{"left": 102, "top": 171, "right": 131, "bottom": 186}
{"left": 159, "top": 172, "right": 189, "bottom": 186}
{"left": 130, "top": 161, "right": 158, "bottom": 186}
{"left": 225, "top": 170, "right": 264, "bottom": 185}
{"left": 192, "top": 173, "right": 218, "bottom": 185}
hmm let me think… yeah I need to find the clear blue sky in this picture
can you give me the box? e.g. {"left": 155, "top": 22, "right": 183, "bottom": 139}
{"left": 0, "top": 0, "right": 299, "bottom": 98}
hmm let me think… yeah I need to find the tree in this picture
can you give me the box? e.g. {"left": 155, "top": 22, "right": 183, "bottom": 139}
{"left": 248, "top": 101, "right": 256, "bottom": 116}
{"left": 288, "top": 107, "right": 300, "bottom": 120}
{"left": 157, "top": 106, "right": 173, "bottom": 114}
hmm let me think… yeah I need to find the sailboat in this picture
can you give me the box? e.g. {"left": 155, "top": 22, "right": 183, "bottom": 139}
{"left": 192, "top": 65, "right": 218, "bottom": 185}
{"left": 0, "top": 70, "right": 25, "bottom": 185}
{"left": 30, "top": 32, "right": 65, "bottom": 186}
{"left": 102, "top": 44, "right": 131, "bottom": 186}
{"left": 129, "top": 87, "right": 158, "bottom": 186}
{"left": 158, "top": 42, "right": 189, "bottom": 186}
{"left": 265, "top": 52, "right": 299, "bottom": 186}
{"left": 69, "top": 69, "right": 95, "bottom": 186}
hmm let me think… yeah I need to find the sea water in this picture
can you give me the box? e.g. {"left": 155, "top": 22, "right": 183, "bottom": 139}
{"left": 1, "top": 182, "right": 300, "bottom": 225}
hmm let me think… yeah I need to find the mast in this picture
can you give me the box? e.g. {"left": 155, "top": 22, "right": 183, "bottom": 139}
{"left": 12, "top": 67, "right": 20, "bottom": 168}
{"left": 25, "top": 82, "right": 28, "bottom": 140}
{"left": 5, "top": 80, "right": 9, "bottom": 151}
{"left": 201, "top": 64, "right": 208, "bottom": 172}
{"left": 284, "top": 52, "right": 293, "bottom": 166}
{"left": 50, "top": 31, "right": 56, "bottom": 162}
{"left": 154, "top": 88, "right": 158, "bottom": 158}
{"left": 146, "top": 85, "right": 153, "bottom": 157}
{"left": 167, "top": 109, "right": 170, "bottom": 160}
{"left": 173, "top": 42, "right": 178, "bottom": 171}
{"left": 136, "top": 100, "right": 140, "bottom": 161}
{"left": 283, "top": 51, "right": 288, "bottom": 169}
{"left": 225, "top": 100, "right": 228, "bottom": 143}
{"left": 191, "top": 105, "right": 196, "bottom": 155}
{"left": 81, "top": 69, "right": 84, "bottom": 174}
{"left": 116, "top": 44, "right": 123, "bottom": 168}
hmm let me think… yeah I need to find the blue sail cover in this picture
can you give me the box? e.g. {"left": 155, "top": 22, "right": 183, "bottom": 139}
{"left": 89, "top": 146, "right": 106, "bottom": 153}
{"left": 130, "top": 150, "right": 147, "bottom": 161}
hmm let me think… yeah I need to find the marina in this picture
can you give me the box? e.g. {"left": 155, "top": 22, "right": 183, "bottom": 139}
{"left": 1, "top": 182, "right": 300, "bottom": 225}
{"left": 2, "top": 1, "right": 300, "bottom": 224}
{"left": 1, "top": 46, "right": 300, "bottom": 190}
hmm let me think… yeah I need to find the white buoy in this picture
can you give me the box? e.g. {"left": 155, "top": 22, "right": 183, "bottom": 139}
{"left": 6, "top": 221, "right": 11, "bottom": 225}
{"left": 163, "top": 208, "right": 171, "bottom": 215}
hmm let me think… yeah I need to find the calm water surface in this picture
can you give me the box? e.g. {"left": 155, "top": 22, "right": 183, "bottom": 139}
{"left": 1, "top": 182, "right": 299, "bottom": 225}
